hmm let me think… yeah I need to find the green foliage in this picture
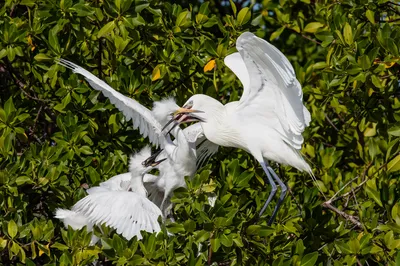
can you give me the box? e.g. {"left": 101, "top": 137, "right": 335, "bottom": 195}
{"left": 1, "top": 0, "right": 400, "bottom": 264}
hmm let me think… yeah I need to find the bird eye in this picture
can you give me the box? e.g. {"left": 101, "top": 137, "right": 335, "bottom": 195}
{"left": 184, "top": 100, "right": 193, "bottom": 109}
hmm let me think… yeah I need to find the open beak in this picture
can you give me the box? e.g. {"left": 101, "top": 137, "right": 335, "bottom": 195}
{"left": 162, "top": 108, "right": 205, "bottom": 134}
{"left": 151, "top": 157, "right": 167, "bottom": 167}
{"left": 142, "top": 149, "right": 166, "bottom": 167}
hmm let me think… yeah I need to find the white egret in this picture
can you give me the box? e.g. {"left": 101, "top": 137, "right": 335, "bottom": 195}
{"left": 165, "top": 32, "right": 313, "bottom": 225}
{"left": 55, "top": 146, "right": 165, "bottom": 240}
{"left": 85, "top": 149, "right": 164, "bottom": 195}
{"left": 56, "top": 60, "right": 218, "bottom": 216}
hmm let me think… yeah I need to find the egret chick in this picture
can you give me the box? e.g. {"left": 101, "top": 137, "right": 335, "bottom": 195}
{"left": 55, "top": 60, "right": 216, "bottom": 217}
{"left": 55, "top": 146, "right": 166, "bottom": 240}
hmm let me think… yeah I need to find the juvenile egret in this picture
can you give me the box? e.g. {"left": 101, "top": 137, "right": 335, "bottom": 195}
{"left": 165, "top": 32, "right": 313, "bottom": 225}
{"left": 85, "top": 149, "right": 164, "bottom": 195}
{"left": 56, "top": 60, "right": 218, "bottom": 216}
{"left": 55, "top": 146, "right": 165, "bottom": 240}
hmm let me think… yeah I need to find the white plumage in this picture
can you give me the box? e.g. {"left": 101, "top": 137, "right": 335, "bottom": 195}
{"left": 55, "top": 146, "right": 163, "bottom": 240}
{"left": 168, "top": 32, "right": 313, "bottom": 225}
{"left": 56, "top": 60, "right": 216, "bottom": 217}
{"left": 56, "top": 60, "right": 164, "bottom": 148}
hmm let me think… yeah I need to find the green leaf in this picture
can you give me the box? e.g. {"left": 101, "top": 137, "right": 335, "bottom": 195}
{"left": 0, "top": 48, "right": 7, "bottom": 60}
{"left": 236, "top": 7, "right": 251, "bottom": 26}
{"left": 97, "top": 21, "right": 115, "bottom": 38}
{"left": 194, "top": 230, "right": 210, "bottom": 243}
{"left": 183, "top": 219, "right": 196, "bottom": 233}
{"left": 229, "top": 0, "right": 237, "bottom": 16}
{"left": 220, "top": 234, "right": 233, "bottom": 247}
{"left": 389, "top": 125, "right": 400, "bottom": 136}
{"left": 124, "top": 15, "right": 145, "bottom": 28}
{"left": 210, "top": 237, "right": 221, "bottom": 252}
{"left": 8, "top": 220, "right": 18, "bottom": 238}
{"left": 365, "top": 183, "right": 383, "bottom": 207}
{"left": 348, "top": 238, "right": 360, "bottom": 254}
{"left": 270, "top": 27, "right": 285, "bottom": 41}
{"left": 176, "top": 11, "right": 189, "bottom": 27}
{"left": 371, "top": 75, "right": 382, "bottom": 89}
{"left": 79, "top": 146, "right": 93, "bottom": 155}
{"left": 296, "top": 239, "right": 305, "bottom": 255}
{"left": 15, "top": 176, "right": 32, "bottom": 186}
{"left": 48, "top": 29, "right": 60, "bottom": 53}
{"left": 366, "top": 10, "right": 375, "bottom": 24}
{"left": 335, "top": 241, "right": 352, "bottom": 254}
{"left": 396, "top": 250, "right": 400, "bottom": 266}
{"left": 34, "top": 53, "right": 52, "bottom": 61}
{"left": 343, "top": 22, "right": 353, "bottom": 45}
{"left": 51, "top": 242, "right": 69, "bottom": 251}
{"left": 303, "top": 22, "right": 324, "bottom": 33}
{"left": 4, "top": 97, "right": 16, "bottom": 115}
{"left": 388, "top": 155, "right": 400, "bottom": 173}
{"left": 300, "top": 252, "right": 318, "bottom": 266}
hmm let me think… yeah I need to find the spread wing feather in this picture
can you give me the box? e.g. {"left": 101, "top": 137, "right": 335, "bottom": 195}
{"left": 225, "top": 32, "right": 311, "bottom": 149}
{"left": 56, "top": 59, "right": 165, "bottom": 148}
{"left": 72, "top": 191, "right": 162, "bottom": 240}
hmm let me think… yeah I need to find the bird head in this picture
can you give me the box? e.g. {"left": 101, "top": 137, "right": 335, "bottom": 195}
{"left": 141, "top": 148, "right": 167, "bottom": 171}
{"left": 129, "top": 146, "right": 166, "bottom": 175}
{"left": 162, "top": 94, "right": 219, "bottom": 134}
{"left": 152, "top": 97, "right": 180, "bottom": 128}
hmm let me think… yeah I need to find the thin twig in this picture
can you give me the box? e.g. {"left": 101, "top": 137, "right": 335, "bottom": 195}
{"left": 300, "top": 33, "right": 322, "bottom": 45}
{"left": 32, "top": 105, "right": 43, "bottom": 133}
{"left": 379, "top": 18, "right": 400, "bottom": 23}
{"left": 388, "top": 1, "right": 400, "bottom": 7}
{"left": 208, "top": 232, "right": 214, "bottom": 265}
{"left": 329, "top": 162, "right": 372, "bottom": 204}
{"left": 324, "top": 113, "right": 339, "bottom": 131}
{"left": 322, "top": 162, "right": 373, "bottom": 228}
{"left": 322, "top": 202, "right": 362, "bottom": 228}
{"left": 3, "top": 61, "right": 49, "bottom": 102}
{"left": 98, "top": 39, "right": 103, "bottom": 79}
{"left": 285, "top": 26, "right": 322, "bottom": 45}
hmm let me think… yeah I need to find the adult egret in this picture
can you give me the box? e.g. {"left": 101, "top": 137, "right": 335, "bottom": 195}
{"left": 164, "top": 32, "right": 313, "bottom": 225}
{"left": 56, "top": 60, "right": 218, "bottom": 216}
{"left": 55, "top": 146, "right": 166, "bottom": 240}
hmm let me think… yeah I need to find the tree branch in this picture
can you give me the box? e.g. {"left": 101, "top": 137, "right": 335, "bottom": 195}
{"left": 322, "top": 201, "right": 362, "bottom": 228}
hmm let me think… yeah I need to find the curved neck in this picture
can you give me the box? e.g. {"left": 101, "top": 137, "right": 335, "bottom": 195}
{"left": 129, "top": 171, "right": 147, "bottom": 197}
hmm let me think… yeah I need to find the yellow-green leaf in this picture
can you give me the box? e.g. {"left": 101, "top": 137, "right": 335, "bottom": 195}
{"left": 388, "top": 155, "right": 400, "bottom": 173}
{"left": 229, "top": 0, "right": 237, "bottom": 16}
{"left": 236, "top": 7, "right": 251, "bottom": 26}
{"left": 34, "top": 53, "right": 52, "bottom": 61}
{"left": 303, "top": 22, "right": 324, "bottom": 33}
{"left": 343, "top": 22, "right": 353, "bottom": 45}
{"left": 97, "top": 21, "right": 115, "bottom": 38}
{"left": 364, "top": 123, "right": 377, "bottom": 137}
{"left": 366, "top": 10, "right": 375, "bottom": 24}
{"left": 365, "top": 183, "right": 383, "bottom": 207}
{"left": 300, "top": 252, "right": 318, "bottom": 266}
{"left": 176, "top": 11, "right": 189, "bottom": 27}
{"left": 8, "top": 220, "right": 18, "bottom": 238}
{"left": 270, "top": 27, "right": 285, "bottom": 41}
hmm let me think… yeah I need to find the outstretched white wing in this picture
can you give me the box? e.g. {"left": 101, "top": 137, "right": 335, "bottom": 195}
{"left": 54, "top": 209, "right": 99, "bottom": 245}
{"left": 57, "top": 59, "right": 165, "bottom": 147}
{"left": 72, "top": 191, "right": 162, "bottom": 240}
{"left": 55, "top": 208, "right": 93, "bottom": 230}
{"left": 225, "top": 32, "right": 310, "bottom": 150}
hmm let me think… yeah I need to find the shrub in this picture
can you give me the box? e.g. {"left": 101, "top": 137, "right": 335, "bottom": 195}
{"left": 1, "top": 0, "right": 400, "bottom": 265}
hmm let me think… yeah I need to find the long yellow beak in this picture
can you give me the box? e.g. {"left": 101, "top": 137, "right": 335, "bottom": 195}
{"left": 173, "top": 107, "right": 202, "bottom": 116}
